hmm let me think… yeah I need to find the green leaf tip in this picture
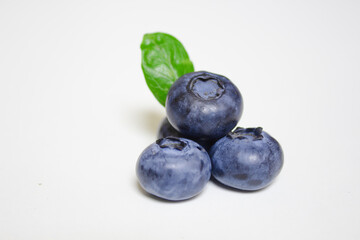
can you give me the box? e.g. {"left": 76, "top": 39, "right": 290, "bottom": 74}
{"left": 141, "top": 32, "right": 194, "bottom": 106}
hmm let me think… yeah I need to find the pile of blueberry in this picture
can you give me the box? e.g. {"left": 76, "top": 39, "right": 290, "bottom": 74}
{"left": 136, "top": 71, "right": 284, "bottom": 201}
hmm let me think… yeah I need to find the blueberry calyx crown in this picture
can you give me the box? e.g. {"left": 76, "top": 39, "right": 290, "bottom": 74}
{"left": 227, "top": 127, "right": 264, "bottom": 140}
{"left": 187, "top": 73, "right": 225, "bottom": 100}
{"left": 156, "top": 137, "right": 187, "bottom": 150}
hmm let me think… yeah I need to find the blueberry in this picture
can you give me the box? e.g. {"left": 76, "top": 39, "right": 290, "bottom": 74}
{"left": 166, "top": 71, "right": 243, "bottom": 140}
{"left": 157, "top": 117, "right": 183, "bottom": 139}
{"left": 157, "top": 117, "right": 215, "bottom": 150}
{"left": 209, "top": 127, "right": 284, "bottom": 191}
{"left": 136, "top": 137, "right": 212, "bottom": 201}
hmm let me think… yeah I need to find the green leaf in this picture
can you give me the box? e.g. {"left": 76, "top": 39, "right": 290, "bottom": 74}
{"left": 141, "top": 32, "right": 194, "bottom": 106}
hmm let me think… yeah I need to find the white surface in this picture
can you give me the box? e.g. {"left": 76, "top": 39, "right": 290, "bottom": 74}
{"left": 1, "top": 0, "right": 360, "bottom": 239}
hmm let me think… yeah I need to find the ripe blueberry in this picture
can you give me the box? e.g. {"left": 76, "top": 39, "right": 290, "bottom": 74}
{"left": 209, "top": 127, "right": 284, "bottom": 191}
{"left": 136, "top": 137, "right": 212, "bottom": 201}
{"left": 157, "top": 117, "right": 183, "bottom": 139}
{"left": 166, "top": 71, "right": 243, "bottom": 140}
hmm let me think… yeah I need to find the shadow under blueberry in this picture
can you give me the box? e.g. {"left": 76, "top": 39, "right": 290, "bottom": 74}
{"left": 140, "top": 109, "right": 164, "bottom": 135}
{"left": 125, "top": 106, "right": 164, "bottom": 136}
{"left": 209, "top": 176, "right": 276, "bottom": 193}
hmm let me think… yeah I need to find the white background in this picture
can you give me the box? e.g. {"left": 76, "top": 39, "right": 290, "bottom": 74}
{"left": 1, "top": 0, "right": 360, "bottom": 239}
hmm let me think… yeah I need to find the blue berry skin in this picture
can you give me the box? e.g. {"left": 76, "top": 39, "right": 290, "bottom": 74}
{"left": 209, "top": 127, "right": 284, "bottom": 191}
{"left": 166, "top": 71, "right": 243, "bottom": 140}
{"left": 157, "top": 117, "right": 215, "bottom": 150}
{"left": 136, "top": 137, "right": 212, "bottom": 201}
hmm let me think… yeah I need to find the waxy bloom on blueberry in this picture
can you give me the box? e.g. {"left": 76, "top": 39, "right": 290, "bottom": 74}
{"left": 210, "top": 127, "right": 284, "bottom": 191}
{"left": 166, "top": 71, "right": 243, "bottom": 140}
{"left": 136, "top": 137, "right": 212, "bottom": 201}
